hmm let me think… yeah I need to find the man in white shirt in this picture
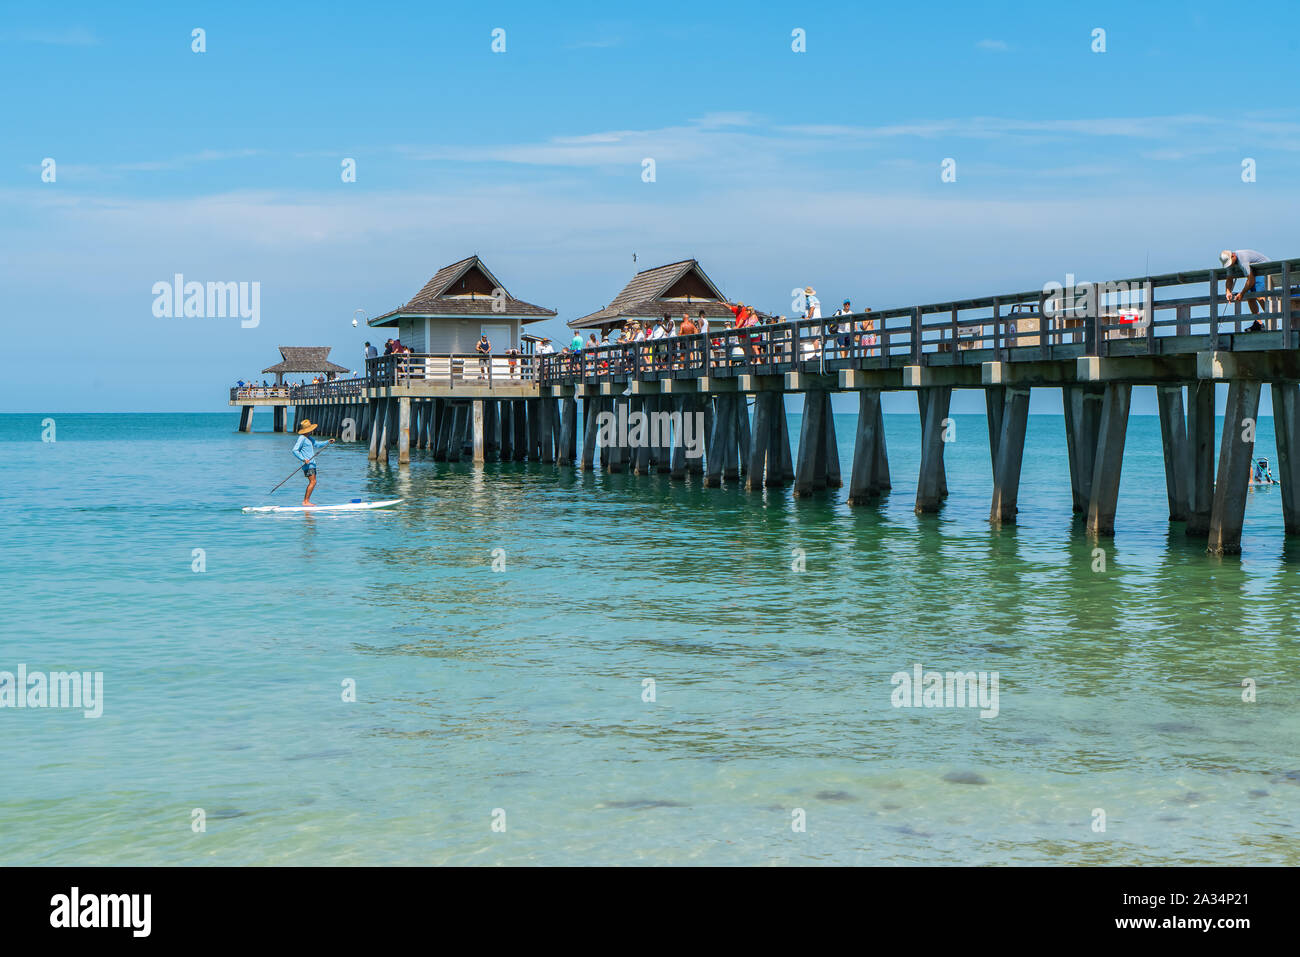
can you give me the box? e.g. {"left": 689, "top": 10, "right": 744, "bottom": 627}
{"left": 1221, "top": 249, "right": 1271, "bottom": 323}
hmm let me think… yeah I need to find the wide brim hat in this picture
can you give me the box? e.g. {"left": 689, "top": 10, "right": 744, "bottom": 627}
{"left": 804, "top": 286, "right": 816, "bottom": 295}
{"left": 297, "top": 420, "right": 319, "bottom": 435}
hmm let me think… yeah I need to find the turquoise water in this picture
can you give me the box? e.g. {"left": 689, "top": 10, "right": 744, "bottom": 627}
{"left": 2, "top": 410, "right": 1298, "bottom": 866}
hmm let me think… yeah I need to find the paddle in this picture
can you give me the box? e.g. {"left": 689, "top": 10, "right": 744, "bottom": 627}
{"left": 266, "top": 440, "right": 335, "bottom": 495}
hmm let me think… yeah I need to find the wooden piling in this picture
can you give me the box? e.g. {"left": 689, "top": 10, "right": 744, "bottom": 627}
{"left": 915, "top": 387, "right": 952, "bottom": 513}
{"left": 1207, "top": 380, "right": 1262, "bottom": 555}
{"left": 472, "top": 400, "right": 485, "bottom": 464}
{"left": 1085, "top": 383, "right": 1132, "bottom": 537}
{"left": 847, "top": 389, "right": 883, "bottom": 504}
{"left": 367, "top": 399, "right": 381, "bottom": 460}
{"left": 580, "top": 397, "right": 598, "bottom": 470}
{"left": 238, "top": 405, "right": 255, "bottom": 433}
{"left": 989, "top": 386, "right": 1030, "bottom": 524}
{"left": 1185, "top": 381, "right": 1216, "bottom": 537}
{"left": 398, "top": 397, "right": 411, "bottom": 465}
{"left": 746, "top": 391, "right": 771, "bottom": 490}
{"left": 794, "top": 390, "right": 828, "bottom": 496}
{"left": 560, "top": 395, "right": 577, "bottom": 464}
{"left": 1156, "top": 385, "right": 1192, "bottom": 521}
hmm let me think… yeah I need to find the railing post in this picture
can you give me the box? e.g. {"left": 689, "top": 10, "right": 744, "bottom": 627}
{"left": 1209, "top": 274, "right": 1219, "bottom": 351}
{"left": 950, "top": 304, "right": 958, "bottom": 356}
{"left": 910, "top": 307, "right": 922, "bottom": 364}
{"left": 1038, "top": 292, "right": 1049, "bottom": 360}
{"left": 991, "top": 298, "right": 1001, "bottom": 361}
{"left": 1284, "top": 261, "right": 1293, "bottom": 343}
{"left": 1143, "top": 281, "right": 1155, "bottom": 352}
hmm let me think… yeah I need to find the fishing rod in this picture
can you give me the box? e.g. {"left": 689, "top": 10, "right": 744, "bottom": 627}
{"left": 266, "top": 440, "right": 336, "bottom": 495}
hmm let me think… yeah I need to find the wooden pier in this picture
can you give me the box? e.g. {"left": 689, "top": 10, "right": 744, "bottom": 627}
{"left": 241, "top": 256, "right": 1300, "bottom": 555}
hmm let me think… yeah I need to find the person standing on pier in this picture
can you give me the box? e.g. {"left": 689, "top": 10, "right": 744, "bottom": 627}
{"left": 292, "top": 419, "right": 333, "bottom": 507}
{"left": 801, "top": 286, "right": 822, "bottom": 320}
{"left": 476, "top": 333, "right": 492, "bottom": 379}
{"left": 1221, "top": 249, "right": 1271, "bottom": 323}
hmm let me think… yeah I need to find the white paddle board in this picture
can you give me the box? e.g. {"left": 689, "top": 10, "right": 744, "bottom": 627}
{"left": 243, "top": 498, "right": 403, "bottom": 514}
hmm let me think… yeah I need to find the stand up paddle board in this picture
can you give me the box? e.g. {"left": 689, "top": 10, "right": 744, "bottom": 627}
{"left": 243, "top": 498, "right": 403, "bottom": 514}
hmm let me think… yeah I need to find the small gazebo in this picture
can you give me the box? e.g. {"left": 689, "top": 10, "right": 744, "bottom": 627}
{"left": 262, "top": 346, "right": 350, "bottom": 385}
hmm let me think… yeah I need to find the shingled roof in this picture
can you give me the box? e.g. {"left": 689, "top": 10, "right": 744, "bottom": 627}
{"left": 568, "top": 259, "right": 733, "bottom": 330}
{"left": 262, "top": 346, "right": 350, "bottom": 375}
{"left": 369, "top": 255, "right": 557, "bottom": 326}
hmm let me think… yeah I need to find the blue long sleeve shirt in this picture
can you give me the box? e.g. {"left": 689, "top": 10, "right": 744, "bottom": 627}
{"left": 293, "top": 435, "right": 329, "bottom": 463}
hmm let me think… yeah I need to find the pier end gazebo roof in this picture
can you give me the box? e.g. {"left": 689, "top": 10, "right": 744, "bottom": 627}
{"left": 262, "top": 346, "right": 350, "bottom": 375}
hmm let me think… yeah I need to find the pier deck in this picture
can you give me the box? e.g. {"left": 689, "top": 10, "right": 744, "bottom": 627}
{"left": 241, "top": 257, "right": 1300, "bottom": 554}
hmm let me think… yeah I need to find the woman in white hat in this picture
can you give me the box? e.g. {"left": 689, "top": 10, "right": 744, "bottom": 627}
{"left": 802, "top": 286, "right": 821, "bottom": 320}
{"left": 292, "top": 419, "right": 334, "bottom": 507}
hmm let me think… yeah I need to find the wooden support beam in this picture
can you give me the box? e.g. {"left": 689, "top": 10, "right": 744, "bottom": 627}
{"left": 1085, "top": 383, "right": 1132, "bottom": 537}
{"left": 670, "top": 396, "right": 687, "bottom": 480}
{"left": 272, "top": 406, "right": 286, "bottom": 433}
{"left": 989, "top": 387, "right": 1030, "bottom": 524}
{"left": 777, "top": 397, "right": 795, "bottom": 481}
{"left": 378, "top": 398, "right": 392, "bottom": 464}
{"left": 794, "top": 390, "right": 828, "bottom": 496}
{"left": 472, "top": 400, "right": 485, "bottom": 464}
{"left": 526, "top": 399, "right": 541, "bottom": 462}
{"left": 874, "top": 401, "right": 890, "bottom": 491}
{"left": 1156, "top": 385, "right": 1192, "bottom": 521}
{"left": 581, "top": 397, "right": 598, "bottom": 470}
{"left": 398, "top": 397, "right": 411, "bottom": 465}
{"left": 498, "top": 401, "right": 513, "bottom": 462}
{"left": 736, "top": 396, "right": 752, "bottom": 475}
{"left": 238, "top": 405, "right": 255, "bottom": 433}
{"left": 822, "top": 391, "right": 842, "bottom": 489}
{"left": 687, "top": 395, "right": 707, "bottom": 475}
{"left": 704, "top": 394, "right": 731, "bottom": 487}
{"left": 985, "top": 387, "right": 1006, "bottom": 480}
{"left": 445, "top": 404, "right": 463, "bottom": 462}
{"left": 847, "top": 388, "right": 883, "bottom": 504}
{"left": 367, "top": 399, "right": 381, "bottom": 460}
{"left": 1065, "top": 384, "right": 1104, "bottom": 513}
{"left": 539, "top": 399, "right": 556, "bottom": 464}
{"left": 512, "top": 401, "right": 528, "bottom": 462}
{"left": 915, "top": 387, "right": 951, "bottom": 513}
{"left": 1207, "top": 380, "right": 1262, "bottom": 555}
{"left": 560, "top": 395, "right": 577, "bottom": 464}
{"left": 1184, "top": 382, "right": 1216, "bottom": 537}
{"left": 746, "top": 391, "right": 772, "bottom": 490}
{"left": 1272, "top": 382, "right": 1300, "bottom": 535}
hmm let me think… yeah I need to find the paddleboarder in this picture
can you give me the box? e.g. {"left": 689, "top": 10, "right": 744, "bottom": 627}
{"left": 292, "top": 419, "right": 334, "bottom": 506}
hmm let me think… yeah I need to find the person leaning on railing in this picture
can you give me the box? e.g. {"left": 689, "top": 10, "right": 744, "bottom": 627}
{"left": 1220, "top": 248, "right": 1272, "bottom": 327}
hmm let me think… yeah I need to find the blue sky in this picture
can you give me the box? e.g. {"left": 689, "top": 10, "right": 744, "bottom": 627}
{"left": 2, "top": 0, "right": 1297, "bottom": 412}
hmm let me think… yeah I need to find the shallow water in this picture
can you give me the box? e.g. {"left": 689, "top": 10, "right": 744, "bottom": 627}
{"left": 1, "top": 411, "right": 1297, "bottom": 865}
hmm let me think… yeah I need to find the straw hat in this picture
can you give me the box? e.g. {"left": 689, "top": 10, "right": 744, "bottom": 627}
{"left": 297, "top": 419, "right": 319, "bottom": 435}
{"left": 804, "top": 286, "right": 816, "bottom": 295}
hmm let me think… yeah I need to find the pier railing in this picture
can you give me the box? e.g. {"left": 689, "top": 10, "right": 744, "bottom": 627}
{"left": 365, "top": 353, "right": 540, "bottom": 388}
{"left": 231, "top": 385, "right": 292, "bottom": 400}
{"left": 288, "top": 378, "right": 366, "bottom": 402}
{"left": 537, "top": 257, "right": 1300, "bottom": 384}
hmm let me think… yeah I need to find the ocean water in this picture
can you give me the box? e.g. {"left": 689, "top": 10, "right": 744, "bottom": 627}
{"left": 1, "top": 410, "right": 1298, "bottom": 866}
